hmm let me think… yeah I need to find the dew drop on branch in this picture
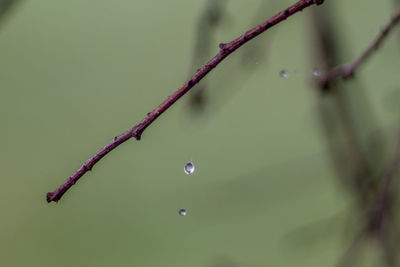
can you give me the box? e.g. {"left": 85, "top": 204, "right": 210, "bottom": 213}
{"left": 179, "top": 208, "right": 187, "bottom": 216}
{"left": 312, "top": 68, "right": 321, "bottom": 77}
{"left": 184, "top": 161, "right": 195, "bottom": 175}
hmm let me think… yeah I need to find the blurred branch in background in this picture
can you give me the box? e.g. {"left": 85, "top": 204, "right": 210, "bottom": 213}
{"left": 337, "top": 127, "right": 400, "bottom": 267}
{"left": 311, "top": 6, "right": 377, "bottom": 209}
{"left": 369, "top": 127, "right": 400, "bottom": 267}
{"left": 238, "top": 0, "right": 277, "bottom": 66}
{"left": 317, "top": 8, "right": 400, "bottom": 89}
{"left": 188, "top": 0, "right": 276, "bottom": 115}
{"left": 393, "top": 0, "right": 400, "bottom": 48}
{"left": 310, "top": 4, "right": 400, "bottom": 267}
{"left": 0, "top": 0, "right": 19, "bottom": 27}
{"left": 188, "top": 0, "right": 227, "bottom": 113}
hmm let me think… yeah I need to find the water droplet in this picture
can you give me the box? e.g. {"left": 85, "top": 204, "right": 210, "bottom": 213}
{"left": 184, "top": 161, "right": 195, "bottom": 175}
{"left": 179, "top": 208, "right": 187, "bottom": 216}
{"left": 312, "top": 68, "right": 321, "bottom": 77}
{"left": 280, "top": 70, "right": 289, "bottom": 78}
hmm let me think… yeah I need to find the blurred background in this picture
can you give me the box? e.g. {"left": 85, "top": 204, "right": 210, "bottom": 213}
{"left": 0, "top": 0, "right": 399, "bottom": 266}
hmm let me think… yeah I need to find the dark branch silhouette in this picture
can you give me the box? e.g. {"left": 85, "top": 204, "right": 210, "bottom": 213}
{"left": 46, "top": 0, "right": 324, "bottom": 203}
{"left": 317, "top": 8, "right": 400, "bottom": 89}
{"left": 188, "top": 0, "right": 227, "bottom": 112}
{"left": 369, "top": 127, "right": 400, "bottom": 232}
{"left": 0, "top": 0, "right": 20, "bottom": 27}
{"left": 336, "top": 127, "right": 400, "bottom": 267}
{"left": 311, "top": 6, "right": 400, "bottom": 266}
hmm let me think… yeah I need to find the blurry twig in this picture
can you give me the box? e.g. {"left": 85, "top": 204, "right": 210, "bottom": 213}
{"left": 0, "top": 0, "right": 19, "bottom": 25}
{"left": 317, "top": 8, "right": 400, "bottom": 89}
{"left": 346, "top": 128, "right": 400, "bottom": 267}
{"left": 239, "top": 0, "right": 277, "bottom": 66}
{"left": 189, "top": 0, "right": 277, "bottom": 117}
{"left": 335, "top": 229, "right": 366, "bottom": 267}
{"left": 337, "top": 127, "right": 400, "bottom": 267}
{"left": 310, "top": 4, "right": 399, "bottom": 267}
{"left": 188, "top": 0, "right": 276, "bottom": 113}
{"left": 311, "top": 7, "right": 375, "bottom": 198}
{"left": 188, "top": 0, "right": 227, "bottom": 112}
{"left": 369, "top": 126, "right": 400, "bottom": 233}
{"left": 46, "top": 0, "right": 324, "bottom": 203}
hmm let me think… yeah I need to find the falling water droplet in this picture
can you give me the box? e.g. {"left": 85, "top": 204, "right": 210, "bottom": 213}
{"left": 184, "top": 161, "right": 195, "bottom": 175}
{"left": 179, "top": 208, "right": 187, "bottom": 216}
{"left": 312, "top": 68, "right": 321, "bottom": 77}
{"left": 280, "top": 70, "right": 289, "bottom": 78}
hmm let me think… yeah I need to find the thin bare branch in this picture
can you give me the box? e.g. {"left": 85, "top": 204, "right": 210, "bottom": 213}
{"left": 318, "top": 8, "right": 400, "bottom": 89}
{"left": 46, "top": 0, "right": 324, "bottom": 203}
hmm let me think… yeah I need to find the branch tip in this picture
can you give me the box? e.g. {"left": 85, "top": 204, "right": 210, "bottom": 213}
{"left": 46, "top": 192, "right": 55, "bottom": 203}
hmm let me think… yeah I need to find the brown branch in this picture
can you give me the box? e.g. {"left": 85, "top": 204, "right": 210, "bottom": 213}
{"left": 318, "top": 8, "right": 400, "bottom": 89}
{"left": 46, "top": 0, "right": 325, "bottom": 203}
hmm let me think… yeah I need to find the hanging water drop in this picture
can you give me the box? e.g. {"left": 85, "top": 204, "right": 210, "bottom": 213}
{"left": 179, "top": 208, "right": 187, "bottom": 216}
{"left": 280, "top": 70, "right": 289, "bottom": 78}
{"left": 184, "top": 161, "right": 195, "bottom": 175}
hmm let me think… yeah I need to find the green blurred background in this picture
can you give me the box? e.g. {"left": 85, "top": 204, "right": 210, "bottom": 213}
{"left": 0, "top": 0, "right": 399, "bottom": 266}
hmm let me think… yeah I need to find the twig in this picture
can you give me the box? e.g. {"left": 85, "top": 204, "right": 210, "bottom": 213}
{"left": 318, "top": 8, "right": 400, "bottom": 89}
{"left": 370, "top": 126, "right": 400, "bottom": 232}
{"left": 335, "top": 229, "right": 365, "bottom": 267}
{"left": 336, "top": 127, "right": 400, "bottom": 267}
{"left": 46, "top": 0, "right": 324, "bottom": 203}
